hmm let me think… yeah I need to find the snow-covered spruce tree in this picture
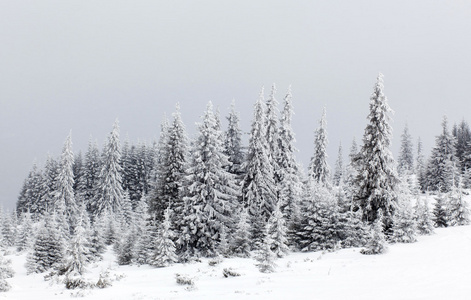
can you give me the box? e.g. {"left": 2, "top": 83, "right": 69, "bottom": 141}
{"left": 0, "top": 251, "right": 14, "bottom": 292}
{"left": 390, "top": 182, "right": 417, "bottom": 243}
{"left": 148, "top": 117, "right": 170, "bottom": 222}
{"left": 447, "top": 178, "right": 470, "bottom": 226}
{"left": 277, "top": 86, "right": 303, "bottom": 230}
{"left": 340, "top": 206, "right": 368, "bottom": 248}
{"left": 152, "top": 105, "right": 188, "bottom": 231}
{"left": 230, "top": 208, "right": 251, "bottom": 257}
{"left": 308, "top": 107, "right": 331, "bottom": 188}
{"left": 423, "top": 116, "right": 457, "bottom": 193}
{"left": 16, "top": 163, "right": 45, "bottom": 217}
{"left": 73, "top": 152, "right": 84, "bottom": 201}
{"left": 414, "top": 194, "right": 434, "bottom": 235}
{"left": 343, "top": 138, "right": 359, "bottom": 200}
{"left": 296, "top": 181, "right": 342, "bottom": 252}
{"left": 26, "top": 213, "right": 65, "bottom": 273}
{"left": 242, "top": 88, "right": 277, "bottom": 245}
{"left": 1, "top": 213, "right": 16, "bottom": 248}
{"left": 452, "top": 120, "right": 471, "bottom": 174}
{"left": 255, "top": 223, "right": 277, "bottom": 273}
{"left": 180, "top": 102, "right": 239, "bottom": 257}
{"left": 63, "top": 207, "right": 90, "bottom": 276}
{"left": 54, "top": 132, "right": 78, "bottom": 233}
{"left": 433, "top": 192, "right": 449, "bottom": 228}
{"left": 397, "top": 124, "right": 414, "bottom": 176}
{"left": 265, "top": 84, "right": 281, "bottom": 185}
{"left": 223, "top": 100, "right": 245, "bottom": 179}
{"left": 353, "top": 74, "right": 399, "bottom": 231}
{"left": 81, "top": 139, "right": 101, "bottom": 215}
{"left": 268, "top": 202, "right": 289, "bottom": 258}
{"left": 416, "top": 137, "right": 426, "bottom": 190}
{"left": 42, "top": 155, "right": 60, "bottom": 214}
{"left": 94, "top": 120, "right": 124, "bottom": 218}
{"left": 333, "top": 142, "right": 344, "bottom": 187}
{"left": 88, "top": 213, "right": 106, "bottom": 262}
{"left": 361, "top": 209, "right": 387, "bottom": 255}
{"left": 149, "top": 208, "right": 178, "bottom": 267}
{"left": 17, "top": 211, "right": 34, "bottom": 253}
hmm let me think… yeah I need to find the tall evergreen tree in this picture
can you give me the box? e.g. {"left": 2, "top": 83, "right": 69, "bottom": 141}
{"left": 308, "top": 108, "right": 331, "bottom": 187}
{"left": 54, "top": 132, "right": 77, "bottom": 231}
{"left": 94, "top": 120, "right": 124, "bottom": 217}
{"left": 223, "top": 100, "right": 245, "bottom": 178}
{"left": 242, "top": 89, "right": 277, "bottom": 244}
{"left": 277, "top": 87, "right": 302, "bottom": 228}
{"left": 265, "top": 84, "right": 281, "bottom": 184}
{"left": 268, "top": 203, "right": 289, "bottom": 258}
{"left": 423, "top": 116, "right": 457, "bottom": 192}
{"left": 452, "top": 120, "right": 471, "bottom": 173}
{"left": 180, "top": 102, "right": 239, "bottom": 257}
{"left": 152, "top": 105, "right": 188, "bottom": 230}
{"left": 397, "top": 124, "right": 414, "bottom": 176}
{"left": 81, "top": 139, "right": 101, "bottom": 215}
{"left": 333, "top": 142, "right": 344, "bottom": 186}
{"left": 353, "top": 74, "right": 399, "bottom": 230}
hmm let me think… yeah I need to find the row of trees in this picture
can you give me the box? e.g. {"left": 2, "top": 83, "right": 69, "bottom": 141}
{"left": 5, "top": 74, "right": 470, "bottom": 280}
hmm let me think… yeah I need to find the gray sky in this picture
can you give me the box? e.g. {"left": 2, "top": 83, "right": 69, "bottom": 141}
{"left": 2, "top": 0, "right": 471, "bottom": 211}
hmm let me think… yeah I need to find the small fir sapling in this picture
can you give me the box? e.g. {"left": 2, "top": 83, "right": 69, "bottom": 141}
{"left": 433, "top": 192, "right": 449, "bottom": 228}
{"left": 255, "top": 224, "right": 277, "bottom": 273}
{"left": 361, "top": 210, "right": 387, "bottom": 255}
{"left": 414, "top": 195, "right": 435, "bottom": 235}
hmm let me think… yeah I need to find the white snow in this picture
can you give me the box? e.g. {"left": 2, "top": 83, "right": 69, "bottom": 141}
{"left": 2, "top": 223, "right": 471, "bottom": 300}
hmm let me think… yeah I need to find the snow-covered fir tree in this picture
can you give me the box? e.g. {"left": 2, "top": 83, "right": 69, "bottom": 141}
{"left": 423, "top": 116, "right": 457, "bottom": 192}
{"left": 353, "top": 74, "right": 399, "bottom": 230}
{"left": 54, "top": 132, "right": 78, "bottom": 232}
{"left": 361, "top": 209, "right": 387, "bottom": 255}
{"left": 452, "top": 120, "right": 471, "bottom": 173}
{"left": 433, "top": 192, "right": 449, "bottom": 228}
{"left": 333, "top": 142, "right": 344, "bottom": 187}
{"left": 148, "top": 208, "right": 178, "bottom": 267}
{"left": 344, "top": 138, "right": 359, "bottom": 199}
{"left": 223, "top": 100, "right": 245, "bottom": 179}
{"left": 277, "top": 86, "right": 303, "bottom": 229}
{"left": 88, "top": 214, "right": 106, "bottom": 262}
{"left": 0, "top": 251, "right": 14, "bottom": 292}
{"left": 151, "top": 105, "right": 188, "bottom": 231}
{"left": 265, "top": 84, "right": 281, "bottom": 186}
{"left": 26, "top": 213, "right": 65, "bottom": 273}
{"left": 16, "top": 211, "right": 34, "bottom": 253}
{"left": 296, "top": 181, "right": 342, "bottom": 251}
{"left": 268, "top": 202, "right": 289, "bottom": 258}
{"left": 81, "top": 139, "right": 101, "bottom": 214}
{"left": 94, "top": 120, "right": 124, "bottom": 217}
{"left": 1, "top": 213, "right": 16, "bottom": 248}
{"left": 397, "top": 124, "right": 414, "bottom": 176}
{"left": 63, "top": 208, "right": 90, "bottom": 276}
{"left": 308, "top": 107, "right": 331, "bottom": 187}
{"left": 230, "top": 208, "right": 251, "bottom": 257}
{"left": 390, "top": 183, "right": 417, "bottom": 243}
{"left": 447, "top": 178, "right": 470, "bottom": 226}
{"left": 242, "top": 88, "right": 277, "bottom": 245}
{"left": 414, "top": 194, "right": 435, "bottom": 235}
{"left": 255, "top": 223, "right": 277, "bottom": 273}
{"left": 180, "top": 102, "right": 239, "bottom": 257}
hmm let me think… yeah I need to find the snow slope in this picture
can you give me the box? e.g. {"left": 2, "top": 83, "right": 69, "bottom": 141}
{"left": 2, "top": 224, "right": 471, "bottom": 300}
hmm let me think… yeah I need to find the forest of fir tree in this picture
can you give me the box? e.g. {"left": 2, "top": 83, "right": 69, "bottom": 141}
{"left": 2, "top": 74, "right": 471, "bottom": 287}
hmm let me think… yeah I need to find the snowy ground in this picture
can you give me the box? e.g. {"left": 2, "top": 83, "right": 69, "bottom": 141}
{"left": 2, "top": 223, "right": 471, "bottom": 300}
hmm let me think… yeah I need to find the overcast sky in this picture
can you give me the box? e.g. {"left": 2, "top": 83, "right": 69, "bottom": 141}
{"left": 2, "top": 0, "right": 471, "bottom": 210}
